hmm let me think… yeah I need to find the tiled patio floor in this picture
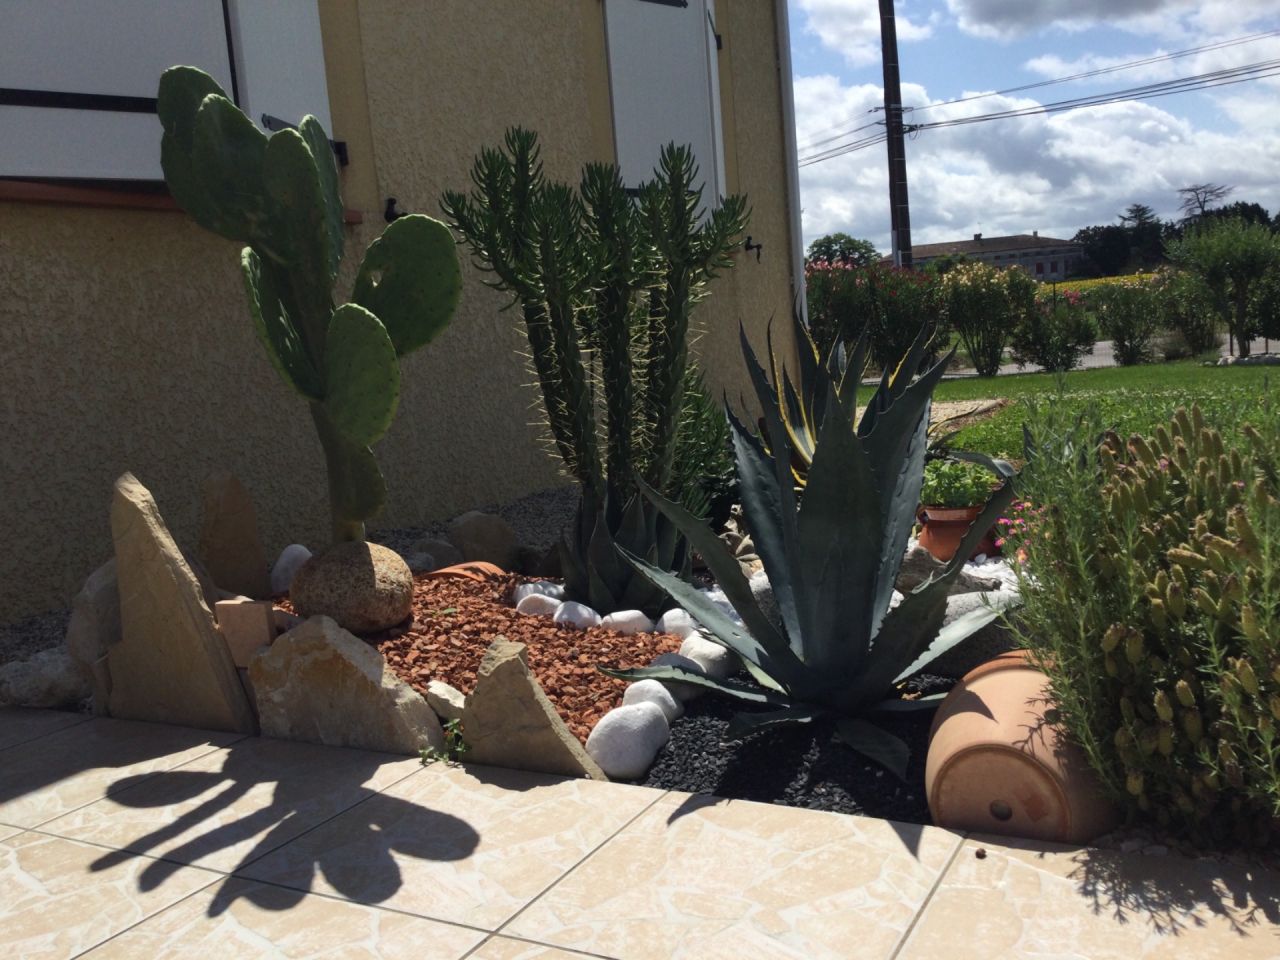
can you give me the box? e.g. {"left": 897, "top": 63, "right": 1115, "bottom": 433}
{"left": 3, "top": 708, "right": 1277, "bottom": 959}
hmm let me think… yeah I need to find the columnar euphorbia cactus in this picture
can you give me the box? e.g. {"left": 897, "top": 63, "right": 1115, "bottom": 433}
{"left": 158, "top": 66, "right": 461, "bottom": 543}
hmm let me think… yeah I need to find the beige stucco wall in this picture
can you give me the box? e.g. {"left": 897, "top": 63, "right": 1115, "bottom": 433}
{"left": 0, "top": 0, "right": 800, "bottom": 620}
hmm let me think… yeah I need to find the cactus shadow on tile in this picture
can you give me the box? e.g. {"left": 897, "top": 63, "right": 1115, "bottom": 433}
{"left": 66, "top": 741, "right": 478, "bottom": 918}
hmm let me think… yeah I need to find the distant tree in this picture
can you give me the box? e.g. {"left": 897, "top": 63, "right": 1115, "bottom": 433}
{"left": 1168, "top": 217, "right": 1280, "bottom": 357}
{"left": 806, "top": 232, "right": 878, "bottom": 265}
{"left": 1073, "top": 224, "right": 1130, "bottom": 276}
{"left": 1119, "top": 204, "right": 1165, "bottom": 267}
{"left": 1177, "top": 183, "right": 1234, "bottom": 221}
{"left": 1119, "top": 203, "right": 1158, "bottom": 227}
{"left": 1199, "top": 201, "right": 1272, "bottom": 229}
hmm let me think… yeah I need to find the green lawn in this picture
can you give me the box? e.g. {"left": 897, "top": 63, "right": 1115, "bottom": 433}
{"left": 936, "top": 361, "right": 1277, "bottom": 460}
{"left": 933, "top": 360, "right": 1272, "bottom": 403}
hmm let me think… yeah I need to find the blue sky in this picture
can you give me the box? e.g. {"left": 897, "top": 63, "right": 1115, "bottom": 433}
{"left": 786, "top": 0, "right": 1280, "bottom": 253}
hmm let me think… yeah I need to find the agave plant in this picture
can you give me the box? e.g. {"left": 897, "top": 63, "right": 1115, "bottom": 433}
{"left": 603, "top": 325, "right": 1019, "bottom": 777}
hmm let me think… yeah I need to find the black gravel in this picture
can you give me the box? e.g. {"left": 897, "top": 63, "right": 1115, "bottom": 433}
{"left": 633, "top": 674, "right": 955, "bottom": 825}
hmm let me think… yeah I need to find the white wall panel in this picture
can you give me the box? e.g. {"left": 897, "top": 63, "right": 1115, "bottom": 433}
{"left": 604, "top": 0, "right": 725, "bottom": 200}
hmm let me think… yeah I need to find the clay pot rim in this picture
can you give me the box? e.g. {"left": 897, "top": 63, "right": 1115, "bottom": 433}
{"left": 921, "top": 504, "right": 986, "bottom": 522}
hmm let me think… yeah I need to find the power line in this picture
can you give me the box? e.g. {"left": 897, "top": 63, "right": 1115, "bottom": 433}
{"left": 795, "top": 28, "right": 1280, "bottom": 152}
{"left": 798, "top": 57, "right": 1280, "bottom": 166}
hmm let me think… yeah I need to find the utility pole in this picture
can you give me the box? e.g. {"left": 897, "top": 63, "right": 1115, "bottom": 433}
{"left": 878, "top": 0, "right": 912, "bottom": 268}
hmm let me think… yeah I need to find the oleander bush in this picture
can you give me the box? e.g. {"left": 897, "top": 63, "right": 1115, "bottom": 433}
{"left": 1092, "top": 281, "right": 1162, "bottom": 366}
{"left": 938, "top": 261, "right": 1037, "bottom": 377}
{"left": 1010, "top": 289, "right": 1097, "bottom": 373}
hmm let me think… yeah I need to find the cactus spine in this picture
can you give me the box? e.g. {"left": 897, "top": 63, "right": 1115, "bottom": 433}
{"left": 158, "top": 67, "right": 461, "bottom": 543}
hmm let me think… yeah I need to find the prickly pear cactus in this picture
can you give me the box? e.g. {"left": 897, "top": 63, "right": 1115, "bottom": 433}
{"left": 1018, "top": 404, "right": 1280, "bottom": 847}
{"left": 158, "top": 66, "right": 461, "bottom": 543}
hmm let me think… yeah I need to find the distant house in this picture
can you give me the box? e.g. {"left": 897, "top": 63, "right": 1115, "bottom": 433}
{"left": 911, "top": 232, "right": 1083, "bottom": 281}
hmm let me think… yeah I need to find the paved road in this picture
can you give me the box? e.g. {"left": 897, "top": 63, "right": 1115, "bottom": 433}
{"left": 947, "top": 337, "right": 1274, "bottom": 379}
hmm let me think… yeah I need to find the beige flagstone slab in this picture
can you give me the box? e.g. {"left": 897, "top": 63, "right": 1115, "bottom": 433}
{"left": 0, "top": 707, "right": 87, "bottom": 751}
{"left": 39, "top": 737, "right": 420, "bottom": 873}
{"left": 469, "top": 938, "right": 612, "bottom": 959}
{"left": 0, "top": 832, "right": 218, "bottom": 960}
{"left": 507, "top": 791, "right": 964, "bottom": 960}
{"left": 0, "top": 717, "right": 238, "bottom": 828}
{"left": 239, "top": 762, "right": 663, "bottom": 930}
{"left": 896, "top": 836, "right": 1280, "bottom": 960}
{"left": 78, "top": 878, "right": 485, "bottom": 959}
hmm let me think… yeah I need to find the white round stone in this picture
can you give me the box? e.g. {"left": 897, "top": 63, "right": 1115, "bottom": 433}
{"left": 586, "top": 702, "right": 670, "bottom": 779}
{"left": 513, "top": 581, "right": 565, "bottom": 604}
{"left": 270, "top": 544, "right": 312, "bottom": 595}
{"left": 553, "top": 601, "right": 602, "bottom": 630}
{"left": 600, "top": 610, "right": 655, "bottom": 635}
{"left": 516, "top": 593, "right": 563, "bottom": 617}
{"left": 656, "top": 608, "right": 700, "bottom": 639}
{"left": 622, "top": 678, "right": 683, "bottom": 721}
{"left": 679, "top": 632, "right": 738, "bottom": 680}
{"left": 649, "top": 652, "right": 705, "bottom": 701}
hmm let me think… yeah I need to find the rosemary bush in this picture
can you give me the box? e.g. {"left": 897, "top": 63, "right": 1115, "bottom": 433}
{"left": 1012, "top": 398, "right": 1280, "bottom": 846}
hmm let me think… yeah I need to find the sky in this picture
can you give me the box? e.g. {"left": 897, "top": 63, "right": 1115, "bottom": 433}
{"left": 786, "top": 0, "right": 1280, "bottom": 254}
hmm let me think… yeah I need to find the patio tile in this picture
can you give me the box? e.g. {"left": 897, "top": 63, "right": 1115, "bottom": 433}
{"left": 0, "top": 707, "right": 87, "bottom": 751}
{"left": 896, "top": 836, "right": 1280, "bottom": 960}
{"left": 239, "top": 762, "right": 664, "bottom": 930}
{"left": 0, "top": 717, "right": 239, "bottom": 828}
{"left": 506, "top": 791, "right": 964, "bottom": 960}
{"left": 0, "top": 831, "right": 217, "bottom": 960}
{"left": 470, "top": 937, "right": 617, "bottom": 959}
{"left": 78, "top": 878, "right": 485, "bottom": 959}
{"left": 38, "top": 737, "right": 421, "bottom": 873}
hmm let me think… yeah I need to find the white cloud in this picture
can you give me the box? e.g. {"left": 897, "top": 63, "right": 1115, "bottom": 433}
{"left": 796, "top": 0, "right": 935, "bottom": 66}
{"left": 793, "top": 73, "right": 1280, "bottom": 253}
{"left": 944, "top": 0, "right": 1279, "bottom": 42}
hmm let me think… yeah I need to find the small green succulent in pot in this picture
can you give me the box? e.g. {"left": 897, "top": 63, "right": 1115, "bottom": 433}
{"left": 920, "top": 459, "right": 1001, "bottom": 509}
{"left": 157, "top": 66, "right": 461, "bottom": 544}
{"left": 603, "top": 321, "right": 1019, "bottom": 778}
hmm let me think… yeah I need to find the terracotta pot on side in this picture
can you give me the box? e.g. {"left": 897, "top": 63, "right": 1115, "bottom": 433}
{"left": 925, "top": 651, "right": 1119, "bottom": 845}
{"left": 917, "top": 505, "right": 996, "bottom": 563}
{"left": 420, "top": 561, "right": 507, "bottom": 582}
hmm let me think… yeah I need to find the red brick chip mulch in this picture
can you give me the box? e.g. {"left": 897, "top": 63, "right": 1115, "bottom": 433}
{"left": 371, "top": 572, "right": 682, "bottom": 744}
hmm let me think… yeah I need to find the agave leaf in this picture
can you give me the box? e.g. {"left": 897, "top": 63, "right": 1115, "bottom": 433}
{"left": 600, "top": 664, "right": 792, "bottom": 707}
{"left": 835, "top": 717, "right": 909, "bottom": 780}
{"left": 780, "top": 366, "right": 817, "bottom": 465}
{"left": 832, "top": 329, "right": 868, "bottom": 423}
{"left": 620, "top": 548, "right": 803, "bottom": 688}
{"left": 634, "top": 480, "right": 788, "bottom": 656}
{"left": 726, "top": 405, "right": 803, "bottom": 646}
{"left": 891, "top": 593, "right": 1021, "bottom": 684}
{"left": 853, "top": 481, "right": 1015, "bottom": 701}
{"left": 794, "top": 381, "right": 884, "bottom": 676}
{"left": 864, "top": 390, "right": 932, "bottom": 639}
{"left": 726, "top": 704, "right": 823, "bottom": 740}
{"left": 946, "top": 449, "right": 1017, "bottom": 482}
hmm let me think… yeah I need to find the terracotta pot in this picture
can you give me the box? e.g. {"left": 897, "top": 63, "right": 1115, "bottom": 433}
{"left": 925, "top": 650, "right": 1119, "bottom": 845}
{"left": 419, "top": 561, "right": 507, "bottom": 582}
{"left": 917, "top": 505, "right": 996, "bottom": 562}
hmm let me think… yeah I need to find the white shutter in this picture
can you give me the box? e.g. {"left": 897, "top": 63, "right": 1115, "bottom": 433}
{"left": 225, "top": 0, "right": 332, "bottom": 134}
{"left": 0, "top": 0, "right": 332, "bottom": 181}
{"left": 604, "top": 0, "right": 726, "bottom": 199}
{"left": 0, "top": 0, "right": 233, "bottom": 180}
